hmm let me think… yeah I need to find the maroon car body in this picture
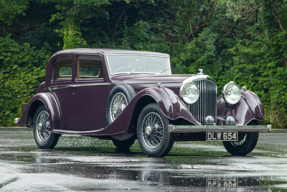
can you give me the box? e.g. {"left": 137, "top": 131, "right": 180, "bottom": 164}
{"left": 16, "top": 48, "right": 271, "bottom": 157}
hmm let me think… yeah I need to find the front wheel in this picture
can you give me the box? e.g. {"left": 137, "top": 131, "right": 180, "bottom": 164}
{"left": 137, "top": 103, "right": 174, "bottom": 157}
{"left": 223, "top": 121, "right": 259, "bottom": 156}
{"left": 223, "top": 132, "right": 259, "bottom": 156}
{"left": 33, "top": 105, "right": 59, "bottom": 149}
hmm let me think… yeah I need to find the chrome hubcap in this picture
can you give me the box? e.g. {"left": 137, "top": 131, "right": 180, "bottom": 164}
{"left": 36, "top": 111, "right": 51, "bottom": 142}
{"left": 110, "top": 92, "right": 128, "bottom": 122}
{"left": 142, "top": 112, "right": 164, "bottom": 149}
{"left": 145, "top": 126, "right": 152, "bottom": 135}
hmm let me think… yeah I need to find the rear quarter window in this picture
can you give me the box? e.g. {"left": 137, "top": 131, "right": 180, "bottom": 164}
{"left": 52, "top": 55, "right": 73, "bottom": 81}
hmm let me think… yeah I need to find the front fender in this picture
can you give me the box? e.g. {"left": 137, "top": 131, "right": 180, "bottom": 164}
{"left": 217, "top": 89, "right": 264, "bottom": 125}
{"left": 94, "top": 86, "right": 200, "bottom": 136}
{"left": 138, "top": 87, "right": 200, "bottom": 124}
{"left": 17, "top": 92, "right": 62, "bottom": 131}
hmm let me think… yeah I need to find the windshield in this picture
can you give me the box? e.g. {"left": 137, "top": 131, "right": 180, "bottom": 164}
{"left": 106, "top": 54, "right": 171, "bottom": 75}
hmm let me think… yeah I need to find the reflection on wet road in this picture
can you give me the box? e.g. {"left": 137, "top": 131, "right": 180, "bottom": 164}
{"left": 0, "top": 129, "right": 287, "bottom": 191}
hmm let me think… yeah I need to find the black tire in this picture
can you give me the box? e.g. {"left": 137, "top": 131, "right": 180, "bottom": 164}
{"left": 112, "top": 137, "right": 136, "bottom": 149}
{"left": 137, "top": 103, "right": 174, "bottom": 157}
{"left": 106, "top": 84, "right": 136, "bottom": 124}
{"left": 223, "top": 121, "right": 259, "bottom": 156}
{"left": 33, "top": 105, "right": 59, "bottom": 149}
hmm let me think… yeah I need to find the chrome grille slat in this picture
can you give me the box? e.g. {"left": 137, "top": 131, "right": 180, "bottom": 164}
{"left": 188, "top": 80, "right": 217, "bottom": 125}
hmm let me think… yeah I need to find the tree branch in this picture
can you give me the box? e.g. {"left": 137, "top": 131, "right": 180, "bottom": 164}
{"left": 3, "top": 22, "right": 5, "bottom": 35}
{"left": 269, "top": 0, "right": 286, "bottom": 67}
{"left": 106, "top": 18, "right": 110, "bottom": 33}
{"left": 223, "top": 27, "right": 234, "bottom": 39}
{"left": 144, "top": 9, "right": 156, "bottom": 14}
{"left": 187, "top": 14, "right": 195, "bottom": 38}
{"left": 269, "top": 0, "right": 284, "bottom": 32}
{"left": 207, "top": 0, "right": 217, "bottom": 19}
{"left": 115, "top": 5, "right": 132, "bottom": 30}
{"left": 223, "top": 9, "right": 257, "bottom": 39}
{"left": 193, "top": 23, "right": 209, "bottom": 34}
{"left": 244, "top": 8, "right": 258, "bottom": 21}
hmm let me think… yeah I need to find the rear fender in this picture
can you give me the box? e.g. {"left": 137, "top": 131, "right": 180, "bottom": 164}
{"left": 17, "top": 93, "right": 61, "bottom": 131}
{"left": 217, "top": 89, "right": 264, "bottom": 125}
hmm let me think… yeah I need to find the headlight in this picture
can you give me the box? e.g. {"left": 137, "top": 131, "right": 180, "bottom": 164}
{"left": 180, "top": 82, "right": 199, "bottom": 104}
{"left": 222, "top": 82, "right": 241, "bottom": 105}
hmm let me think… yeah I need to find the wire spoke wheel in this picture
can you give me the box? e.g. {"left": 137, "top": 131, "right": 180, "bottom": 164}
{"left": 223, "top": 121, "right": 259, "bottom": 156}
{"left": 137, "top": 103, "right": 174, "bottom": 157}
{"left": 110, "top": 92, "right": 128, "bottom": 122}
{"left": 231, "top": 134, "right": 247, "bottom": 146}
{"left": 142, "top": 112, "right": 164, "bottom": 149}
{"left": 33, "top": 106, "right": 59, "bottom": 149}
{"left": 36, "top": 111, "right": 51, "bottom": 142}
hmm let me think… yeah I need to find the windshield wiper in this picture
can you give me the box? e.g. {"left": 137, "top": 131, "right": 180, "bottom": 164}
{"left": 128, "top": 66, "right": 141, "bottom": 74}
{"left": 157, "top": 68, "right": 170, "bottom": 75}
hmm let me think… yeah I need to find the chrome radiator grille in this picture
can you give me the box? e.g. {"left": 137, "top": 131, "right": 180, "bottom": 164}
{"left": 188, "top": 80, "right": 217, "bottom": 125}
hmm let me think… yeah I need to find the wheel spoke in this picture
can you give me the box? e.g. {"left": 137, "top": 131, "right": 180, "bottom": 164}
{"left": 231, "top": 134, "right": 247, "bottom": 146}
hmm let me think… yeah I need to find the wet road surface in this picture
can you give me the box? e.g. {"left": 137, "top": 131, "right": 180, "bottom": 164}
{"left": 0, "top": 128, "right": 287, "bottom": 191}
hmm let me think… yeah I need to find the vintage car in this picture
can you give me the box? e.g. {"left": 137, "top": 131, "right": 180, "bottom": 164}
{"left": 15, "top": 49, "right": 271, "bottom": 157}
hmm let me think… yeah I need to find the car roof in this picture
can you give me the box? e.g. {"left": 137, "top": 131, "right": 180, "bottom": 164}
{"left": 51, "top": 48, "right": 169, "bottom": 57}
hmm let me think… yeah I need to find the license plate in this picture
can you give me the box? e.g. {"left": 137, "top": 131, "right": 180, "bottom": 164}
{"left": 206, "top": 132, "right": 238, "bottom": 141}
{"left": 206, "top": 178, "right": 238, "bottom": 187}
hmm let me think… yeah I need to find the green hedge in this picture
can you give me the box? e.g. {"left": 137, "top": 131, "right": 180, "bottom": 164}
{"left": 0, "top": 0, "right": 286, "bottom": 128}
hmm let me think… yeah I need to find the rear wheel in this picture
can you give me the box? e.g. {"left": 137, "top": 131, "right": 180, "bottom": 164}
{"left": 223, "top": 121, "right": 259, "bottom": 156}
{"left": 137, "top": 103, "right": 174, "bottom": 157}
{"left": 33, "top": 105, "right": 59, "bottom": 149}
{"left": 112, "top": 137, "right": 136, "bottom": 149}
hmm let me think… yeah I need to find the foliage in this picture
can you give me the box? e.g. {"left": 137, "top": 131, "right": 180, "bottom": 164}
{"left": 0, "top": 35, "right": 52, "bottom": 125}
{"left": 0, "top": 0, "right": 286, "bottom": 128}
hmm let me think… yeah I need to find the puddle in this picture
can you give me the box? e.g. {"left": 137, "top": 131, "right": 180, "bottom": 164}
{"left": 1, "top": 130, "right": 287, "bottom": 191}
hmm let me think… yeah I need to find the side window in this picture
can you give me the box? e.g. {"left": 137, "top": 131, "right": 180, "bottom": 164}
{"left": 52, "top": 55, "right": 73, "bottom": 81}
{"left": 77, "top": 55, "right": 103, "bottom": 79}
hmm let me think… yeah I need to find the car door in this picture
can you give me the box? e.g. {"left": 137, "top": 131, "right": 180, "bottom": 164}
{"left": 49, "top": 54, "right": 76, "bottom": 130}
{"left": 69, "top": 54, "right": 111, "bottom": 131}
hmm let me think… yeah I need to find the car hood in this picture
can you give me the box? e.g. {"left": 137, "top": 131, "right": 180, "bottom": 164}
{"left": 110, "top": 74, "right": 192, "bottom": 94}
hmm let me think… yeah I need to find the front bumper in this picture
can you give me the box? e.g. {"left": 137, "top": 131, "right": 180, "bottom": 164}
{"left": 168, "top": 124, "right": 272, "bottom": 133}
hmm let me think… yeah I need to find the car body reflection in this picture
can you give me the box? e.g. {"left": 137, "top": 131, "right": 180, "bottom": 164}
{"left": 31, "top": 151, "right": 266, "bottom": 191}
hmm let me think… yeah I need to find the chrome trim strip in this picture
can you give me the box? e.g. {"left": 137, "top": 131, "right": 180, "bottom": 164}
{"left": 168, "top": 124, "right": 272, "bottom": 133}
{"left": 48, "top": 86, "right": 68, "bottom": 91}
{"left": 48, "top": 83, "right": 112, "bottom": 91}
{"left": 52, "top": 128, "right": 105, "bottom": 134}
{"left": 67, "top": 83, "right": 112, "bottom": 88}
